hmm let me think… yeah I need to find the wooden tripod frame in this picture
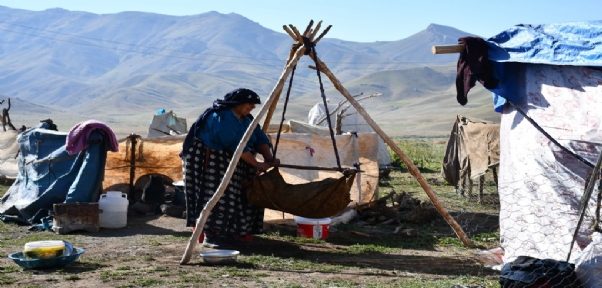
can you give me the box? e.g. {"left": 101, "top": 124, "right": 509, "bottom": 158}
{"left": 264, "top": 20, "right": 474, "bottom": 248}
{"left": 180, "top": 20, "right": 473, "bottom": 264}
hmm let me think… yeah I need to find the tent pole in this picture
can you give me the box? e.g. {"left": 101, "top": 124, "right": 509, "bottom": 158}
{"left": 308, "top": 53, "right": 475, "bottom": 248}
{"left": 262, "top": 42, "right": 300, "bottom": 132}
{"left": 431, "top": 44, "right": 464, "bottom": 54}
{"left": 567, "top": 149, "right": 602, "bottom": 261}
{"left": 263, "top": 21, "right": 329, "bottom": 132}
{"left": 180, "top": 44, "right": 307, "bottom": 265}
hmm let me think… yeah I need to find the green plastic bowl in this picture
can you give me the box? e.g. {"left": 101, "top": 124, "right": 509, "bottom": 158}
{"left": 8, "top": 247, "right": 85, "bottom": 269}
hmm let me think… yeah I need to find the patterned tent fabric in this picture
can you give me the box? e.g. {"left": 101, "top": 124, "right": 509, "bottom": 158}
{"left": 497, "top": 64, "right": 601, "bottom": 264}
{"left": 460, "top": 21, "right": 602, "bottom": 286}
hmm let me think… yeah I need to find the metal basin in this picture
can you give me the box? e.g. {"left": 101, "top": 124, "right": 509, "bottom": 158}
{"left": 200, "top": 250, "right": 239, "bottom": 265}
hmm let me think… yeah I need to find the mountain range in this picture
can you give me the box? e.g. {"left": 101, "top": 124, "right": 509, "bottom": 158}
{"left": 0, "top": 6, "right": 500, "bottom": 138}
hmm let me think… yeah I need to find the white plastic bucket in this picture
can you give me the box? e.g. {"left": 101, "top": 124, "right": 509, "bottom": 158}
{"left": 294, "top": 217, "right": 331, "bottom": 239}
{"left": 99, "top": 191, "right": 128, "bottom": 228}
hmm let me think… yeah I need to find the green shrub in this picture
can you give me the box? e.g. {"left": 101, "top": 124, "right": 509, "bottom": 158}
{"left": 389, "top": 137, "right": 446, "bottom": 172}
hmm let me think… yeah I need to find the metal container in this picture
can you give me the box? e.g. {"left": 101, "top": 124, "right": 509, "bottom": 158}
{"left": 200, "top": 250, "right": 239, "bottom": 265}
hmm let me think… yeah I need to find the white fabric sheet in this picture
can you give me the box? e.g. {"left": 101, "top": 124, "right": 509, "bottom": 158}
{"left": 264, "top": 132, "right": 379, "bottom": 220}
{"left": 0, "top": 130, "right": 20, "bottom": 179}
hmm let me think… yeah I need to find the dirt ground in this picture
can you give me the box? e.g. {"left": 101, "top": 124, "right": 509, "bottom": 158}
{"left": 0, "top": 212, "right": 500, "bottom": 288}
{"left": 0, "top": 171, "right": 502, "bottom": 287}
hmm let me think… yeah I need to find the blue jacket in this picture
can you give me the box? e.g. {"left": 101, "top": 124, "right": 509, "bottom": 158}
{"left": 196, "top": 109, "right": 269, "bottom": 153}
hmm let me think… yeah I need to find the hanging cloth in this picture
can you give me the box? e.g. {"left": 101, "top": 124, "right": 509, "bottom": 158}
{"left": 246, "top": 168, "right": 356, "bottom": 218}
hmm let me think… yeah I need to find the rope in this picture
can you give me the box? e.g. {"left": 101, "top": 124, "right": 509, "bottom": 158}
{"left": 272, "top": 62, "right": 297, "bottom": 159}
{"left": 592, "top": 179, "right": 602, "bottom": 233}
{"left": 305, "top": 36, "right": 342, "bottom": 170}
{"left": 271, "top": 37, "right": 343, "bottom": 171}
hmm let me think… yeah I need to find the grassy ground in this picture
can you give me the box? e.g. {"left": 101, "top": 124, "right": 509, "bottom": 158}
{"left": 0, "top": 139, "right": 502, "bottom": 287}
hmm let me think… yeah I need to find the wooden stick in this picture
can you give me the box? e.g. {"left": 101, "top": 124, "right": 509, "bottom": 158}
{"left": 355, "top": 191, "right": 395, "bottom": 211}
{"left": 278, "top": 163, "right": 361, "bottom": 172}
{"left": 180, "top": 44, "right": 308, "bottom": 265}
{"left": 289, "top": 25, "right": 304, "bottom": 42}
{"left": 313, "top": 25, "right": 332, "bottom": 45}
{"left": 302, "top": 20, "right": 314, "bottom": 37}
{"left": 282, "top": 25, "right": 297, "bottom": 41}
{"left": 308, "top": 53, "right": 475, "bottom": 248}
{"left": 431, "top": 44, "right": 464, "bottom": 54}
{"left": 350, "top": 231, "right": 370, "bottom": 237}
{"left": 309, "top": 21, "right": 322, "bottom": 41}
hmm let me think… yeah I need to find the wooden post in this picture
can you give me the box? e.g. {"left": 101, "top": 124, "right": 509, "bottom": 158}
{"left": 127, "top": 134, "right": 139, "bottom": 197}
{"left": 180, "top": 44, "right": 307, "bottom": 265}
{"left": 308, "top": 53, "right": 475, "bottom": 248}
{"left": 1, "top": 98, "right": 16, "bottom": 131}
{"left": 478, "top": 175, "right": 485, "bottom": 204}
{"left": 459, "top": 174, "right": 466, "bottom": 196}
{"left": 335, "top": 113, "right": 342, "bottom": 135}
{"left": 468, "top": 177, "right": 474, "bottom": 198}
{"left": 431, "top": 44, "right": 464, "bottom": 54}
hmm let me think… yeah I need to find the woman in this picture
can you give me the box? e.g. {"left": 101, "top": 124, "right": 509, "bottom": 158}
{"left": 180, "top": 88, "right": 277, "bottom": 248}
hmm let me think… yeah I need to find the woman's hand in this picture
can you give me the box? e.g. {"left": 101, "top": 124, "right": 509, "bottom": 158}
{"left": 262, "top": 155, "right": 279, "bottom": 166}
{"left": 266, "top": 158, "right": 280, "bottom": 167}
{"left": 255, "top": 162, "right": 271, "bottom": 172}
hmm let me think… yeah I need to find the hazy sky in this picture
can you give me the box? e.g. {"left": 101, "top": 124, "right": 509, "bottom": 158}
{"left": 0, "top": 0, "right": 600, "bottom": 42}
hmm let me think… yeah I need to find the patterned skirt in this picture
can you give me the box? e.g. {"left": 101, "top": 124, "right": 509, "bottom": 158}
{"left": 181, "top": 138, "right": 264, "bottom": 237}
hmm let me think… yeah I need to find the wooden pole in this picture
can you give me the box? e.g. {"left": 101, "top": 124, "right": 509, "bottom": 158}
{"left": 180, "top": 44, "right": 307, "bottom": 265}
{"left": 302, "top": 20, "right": 314, "bottom": 36}
{"left": 262, "top": 45, "right": 299, "bottom": 132}
{"left": 313, "top": 25, "right": 332, "bottom": 45}
{"left": 431, "top": 44, "right": 464, "bottom": 54}
{"left": 308, "top": 53, "right": 475, "bottom": 248}
{"left": 308, "top": 21, "right": 322, "bottom": 41}
{"left": 127, "top": 134, "right": 139, "bottom": 198}
{"left": 262, "top": 20, "right": 325, "bottom": 132}
{"left": 289, "top": 25, "right": 304, "bottom": 42}
{"left": 282, "top": 25, "right": 297, "bottom": 40}
{"left": 278, "top": 163, "right": 361, "bottom": 172}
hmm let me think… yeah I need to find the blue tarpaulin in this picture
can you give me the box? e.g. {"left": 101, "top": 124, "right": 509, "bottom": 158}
{"left": 0, "top": 122, "right": 109, "bottom": 225}
{"left": 483, "top": 21, "right": 602, "bottom": 111}
{"left": 487, "top": 21, "right": 602, "bottom": 66}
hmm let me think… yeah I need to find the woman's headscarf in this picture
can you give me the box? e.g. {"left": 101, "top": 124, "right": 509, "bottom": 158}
{"left": 180, "top": 88, "right": 261, "bottom": 156}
